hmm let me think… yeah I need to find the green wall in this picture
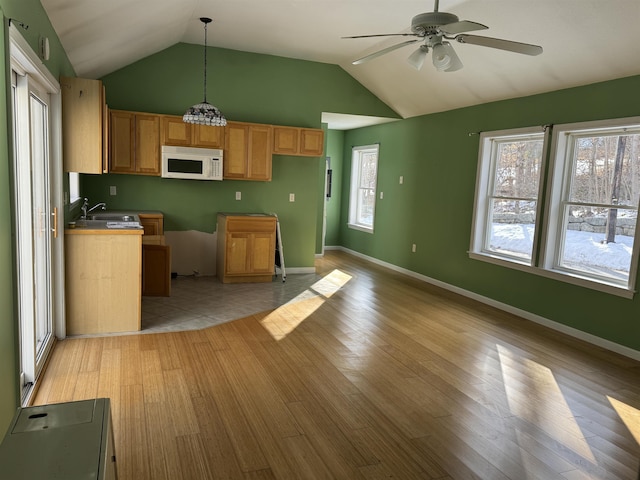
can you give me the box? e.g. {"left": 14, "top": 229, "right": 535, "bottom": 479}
{"left": 339, "top": 75, "right": 640, "bottom": 352}
{"left": 324, "top": 129, "right": 345, "bottom": 246}
{"left": 83, "top": 43, "right": 398, "bottom": 267}
{"left": 0, "top": 0, "right": 74, "bottom": 438}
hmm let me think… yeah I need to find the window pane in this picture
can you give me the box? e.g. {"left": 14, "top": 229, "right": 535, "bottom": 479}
{"left": 494, "top": 139, "right": 543, "bottom": 198}
{"left": 569, "top": 134, "right": 640, "bottom": 207}
{"left": 356, "top": 188, "right": 375, "bottom": 227}
{"left": 487, "top": 199, "right": 537, "bottom": 260}
{"left": 559, "top": 205, "right": 635, "bottom": 283}
{"left": 359, "top": 153, "right": 377, "bottom": 189}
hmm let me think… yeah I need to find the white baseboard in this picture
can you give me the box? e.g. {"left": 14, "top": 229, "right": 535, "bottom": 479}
{"left": 285, "top": 267, "right": 316, "bottom": 274}
{"left": 335, "top": 247, "right": 640, "bottom": 362}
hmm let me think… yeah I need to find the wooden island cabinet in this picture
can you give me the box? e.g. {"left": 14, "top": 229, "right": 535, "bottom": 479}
{"left": 216, "top": 213, "right": 276, "bottom": 283}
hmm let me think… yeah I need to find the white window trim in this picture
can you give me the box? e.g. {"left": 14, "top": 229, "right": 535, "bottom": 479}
{"left": 538, "top": 117, "right": 640, "bottom": 298}
{"left": 348, "top": 144, "right": 379, "bottom": 234}
{"left": 470, "top": 120, "right": 640, "bottom": 299}
{"left": 469, "top": 126, "right": 547, "bottom": 266}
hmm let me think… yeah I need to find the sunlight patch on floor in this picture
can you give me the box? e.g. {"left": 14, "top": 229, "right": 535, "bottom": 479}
{"left": 608, "top": 396, "right": 640, "bottom": 445}
{"left": 259, "top": 269, "right": 352, "bottom": 340}
{"left": 497, "top": 345, "right": 596, "bottom": 463}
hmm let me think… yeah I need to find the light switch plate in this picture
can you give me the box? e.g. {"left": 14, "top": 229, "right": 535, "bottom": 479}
{"left": 289, "top": 193, "right": 295, "bottom": 202}
{"left": 235, "top": 191, "right": 242, "bottom": 200}
{"left": 109, "top": 186, "right": 117, "bottom": 196}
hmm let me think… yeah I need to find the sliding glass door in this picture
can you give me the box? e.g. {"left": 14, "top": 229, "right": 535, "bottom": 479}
{"left": 11, "top": 55, "right": 58, "bottom": 402}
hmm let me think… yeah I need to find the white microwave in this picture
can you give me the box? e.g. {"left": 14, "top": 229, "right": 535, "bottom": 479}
{"left": 161, "top": 145, "right": 223, "bottom": 181}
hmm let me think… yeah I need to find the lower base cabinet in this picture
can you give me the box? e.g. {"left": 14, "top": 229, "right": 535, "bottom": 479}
{"left": 65, "top": 230, "right": 142, "bottom": 335}
{"left": 216, "top": 213, "right": 276, "bottom": 283}
{"left": 0, "top": 398, "right": 117, "bottom": 479}
{"left": 142, "top": 242, "right": 171, "bottom": 296}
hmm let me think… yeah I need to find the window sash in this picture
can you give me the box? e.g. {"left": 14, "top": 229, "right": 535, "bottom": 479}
{"left": 349, "top": 145, "right": 379, "bottom": 233}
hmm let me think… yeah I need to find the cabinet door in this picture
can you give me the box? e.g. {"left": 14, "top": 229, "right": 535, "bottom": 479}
{"left": 109, "top": 111, "right": 135, "bottom": 173}
{"left": 247, "top": 125, "right": 273, "bottom": 181}
{"left": 226, "top": 233, "right": 250, "bottom": 274}
{"left": 193, "top": 124, "right": 225, "bottom": 148}
{"left": 139, "top": 214, "right": 164, "bottom": 235}
{"left": 224, "top": 122, "right": 248, "bottom": 179}
{"left": 61, "top": 77, "right": 104, "bottom": 174}
{"left": 136, "top": 114, "right": 161, "bottom": 175}
{"left": 251, "top": 232, "right": 276, "bottom": 274}
{"left": 272, "top": 126, "right": 299, "bottom": 155}
{"left": 300, "top": 129, "right": 325, "bottom": 156}
{"left": 161, "top": 115, "right": 191, "bottom": 146}
{"left": 142, "top": 244, "right": 171, "bottom": 297}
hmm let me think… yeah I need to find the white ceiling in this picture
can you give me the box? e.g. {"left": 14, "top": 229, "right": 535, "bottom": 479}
{"left": 41, "top": 0, "right": 640, "bottom": 129}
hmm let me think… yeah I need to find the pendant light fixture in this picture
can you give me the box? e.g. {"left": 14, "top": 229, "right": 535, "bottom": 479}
{"left": 183, "top": 17, "right": 227, "bottom": 126}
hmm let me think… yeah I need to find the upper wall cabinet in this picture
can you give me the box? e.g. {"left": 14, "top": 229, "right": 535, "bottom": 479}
{"left": 161, "top": 115, "right": 225, "bottom": 149}
{"left": 61, "top": 76, "right": 108, "bottom": 174}
{"left": 110, "top": 110, "right": 161, "bottom": 176}
{"left": 224, "top": 122, "right": 273, "bottom": 181}
{"left": 273, "top": 126, "right": 324, "bottom": 157}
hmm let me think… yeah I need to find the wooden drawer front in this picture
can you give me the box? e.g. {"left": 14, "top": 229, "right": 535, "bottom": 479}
{"left": 226, "top": 217, "right": 276, "bottom": 233}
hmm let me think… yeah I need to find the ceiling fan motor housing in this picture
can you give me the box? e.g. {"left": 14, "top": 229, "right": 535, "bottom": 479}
{"left": 411, "top": 12, "right": 459, "bottom": 35}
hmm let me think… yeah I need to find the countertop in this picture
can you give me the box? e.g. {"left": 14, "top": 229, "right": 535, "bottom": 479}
{"left": 65, "top": 210, "right": 145, "bottom": 235}
{"left": 217, "top": 212, "right": 276, "bottom": 217}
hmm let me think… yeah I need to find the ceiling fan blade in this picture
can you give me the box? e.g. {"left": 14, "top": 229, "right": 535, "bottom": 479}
{"left": 439, "top": 20, "right": 488, "bottom": 35}
{"left": 456, "top": 34, "right": 543, "bottom": 55}
{"left": 342, "top": 33, "right": 417, "bottom": 39}
{"left": 352, "top": 39, "right": 419, "bottom": 65}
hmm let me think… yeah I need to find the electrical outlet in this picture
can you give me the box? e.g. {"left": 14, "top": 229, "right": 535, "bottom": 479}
{"left": 412, "top": 243, "right": 417, "bottom": 253}
{"left": 380, "top": 191, "right": 384, "bottom": 199}
{"left": 400, "top": 175, "right": 404, "bottom": 184}
{"left": 109, "top": 185, "right": 117, "bottom": 196}
{"left": 289, "top": 193, "right": 295, "bottom": 202}
{"left": 235, "top": 191, "right": 241, "bottom": 200}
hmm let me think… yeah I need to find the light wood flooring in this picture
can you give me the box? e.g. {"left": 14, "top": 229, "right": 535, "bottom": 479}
{"left": 34, "top": 250, "right": 640, "bottom": 479}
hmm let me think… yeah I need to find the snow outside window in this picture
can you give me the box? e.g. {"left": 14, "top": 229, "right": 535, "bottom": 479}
{"left": 471, "top": 118, "right": 640, "bottom": 298}
{"left": 348, "top": 144, "right": 379, "bottom": 233}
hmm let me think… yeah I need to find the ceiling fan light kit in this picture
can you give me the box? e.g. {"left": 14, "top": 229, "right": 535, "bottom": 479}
{"left": 183, "top": 17, "right": 227, "bottom": 126}
{"left": 344, "top": 0, "right": 542, "bottom": 73}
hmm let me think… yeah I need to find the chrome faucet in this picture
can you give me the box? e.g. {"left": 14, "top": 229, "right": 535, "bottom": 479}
{"left": 81, "top": 198, "right": 107, "bottom": 219}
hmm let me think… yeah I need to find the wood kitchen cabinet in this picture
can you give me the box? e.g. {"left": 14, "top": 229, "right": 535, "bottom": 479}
{"left": 139, "top": 213, "right": 170, "bottom": 296}
{"left": 138, "top": 213, "right": 164, "bottom": 236}
{"left": 65, "top": 229, "right": 143, "bottom": 335}
{"left": 216, "top": 213, "right": 276, "bottom": 283}
{"left": 273, "top": 125, "right": 324, "bottom": 157}
{"left": 161, "top": 114, "right": 225, "bottom": 148}
{"left": 224, "top": 122, "right": 273, "bottom": 181}
{"left": 61, "top": 76, "right": 108, "bottom": 173}
{"left": 110, "top": 110, "right": 161, "bottom": 175}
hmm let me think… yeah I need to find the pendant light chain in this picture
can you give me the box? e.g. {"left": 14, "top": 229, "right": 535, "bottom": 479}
{"left": 183, "top": 16, "right": 226, "bottom": 126}
{"left": 202, "top": 19, "right": 208, "bottom": 104}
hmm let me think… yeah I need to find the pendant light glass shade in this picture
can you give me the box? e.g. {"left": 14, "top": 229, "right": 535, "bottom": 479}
{"left": 184, "top": 17, "right": 226, "bottom": 126}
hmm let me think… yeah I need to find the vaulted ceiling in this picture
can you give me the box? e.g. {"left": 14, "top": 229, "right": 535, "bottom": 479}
{"left": 41, "top": 0, "right": 640, "bottom": 125}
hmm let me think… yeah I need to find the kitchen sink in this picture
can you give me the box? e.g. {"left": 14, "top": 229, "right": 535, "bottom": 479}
{"left": 89, "top": 213, "right": 139, "bottom": 222}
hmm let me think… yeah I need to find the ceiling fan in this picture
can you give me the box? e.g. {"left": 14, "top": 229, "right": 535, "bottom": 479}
{"left": 343, "top": 0, "right": 543, "bottom": 72}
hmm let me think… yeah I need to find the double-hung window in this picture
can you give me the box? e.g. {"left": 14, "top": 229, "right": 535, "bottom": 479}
{"left": 470, "top": 127, "right": 546, "bottom": 265}
{"left": 471, "top": 117, "right": 640, "bottom": 297}
{"left": 348, "top": 144, "right": 379, "bottom": 233}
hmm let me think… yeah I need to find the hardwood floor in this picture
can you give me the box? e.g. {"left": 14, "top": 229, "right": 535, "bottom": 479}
{"left": 33, "top": 250, "right": 640, "bottom": 479}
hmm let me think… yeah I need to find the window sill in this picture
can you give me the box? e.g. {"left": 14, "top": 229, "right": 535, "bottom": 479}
{"left": 348, "top": 223, "right": 374, "bottom": 234}
{"left": 469, "top": 251, "right": 635, "bottom": 299}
